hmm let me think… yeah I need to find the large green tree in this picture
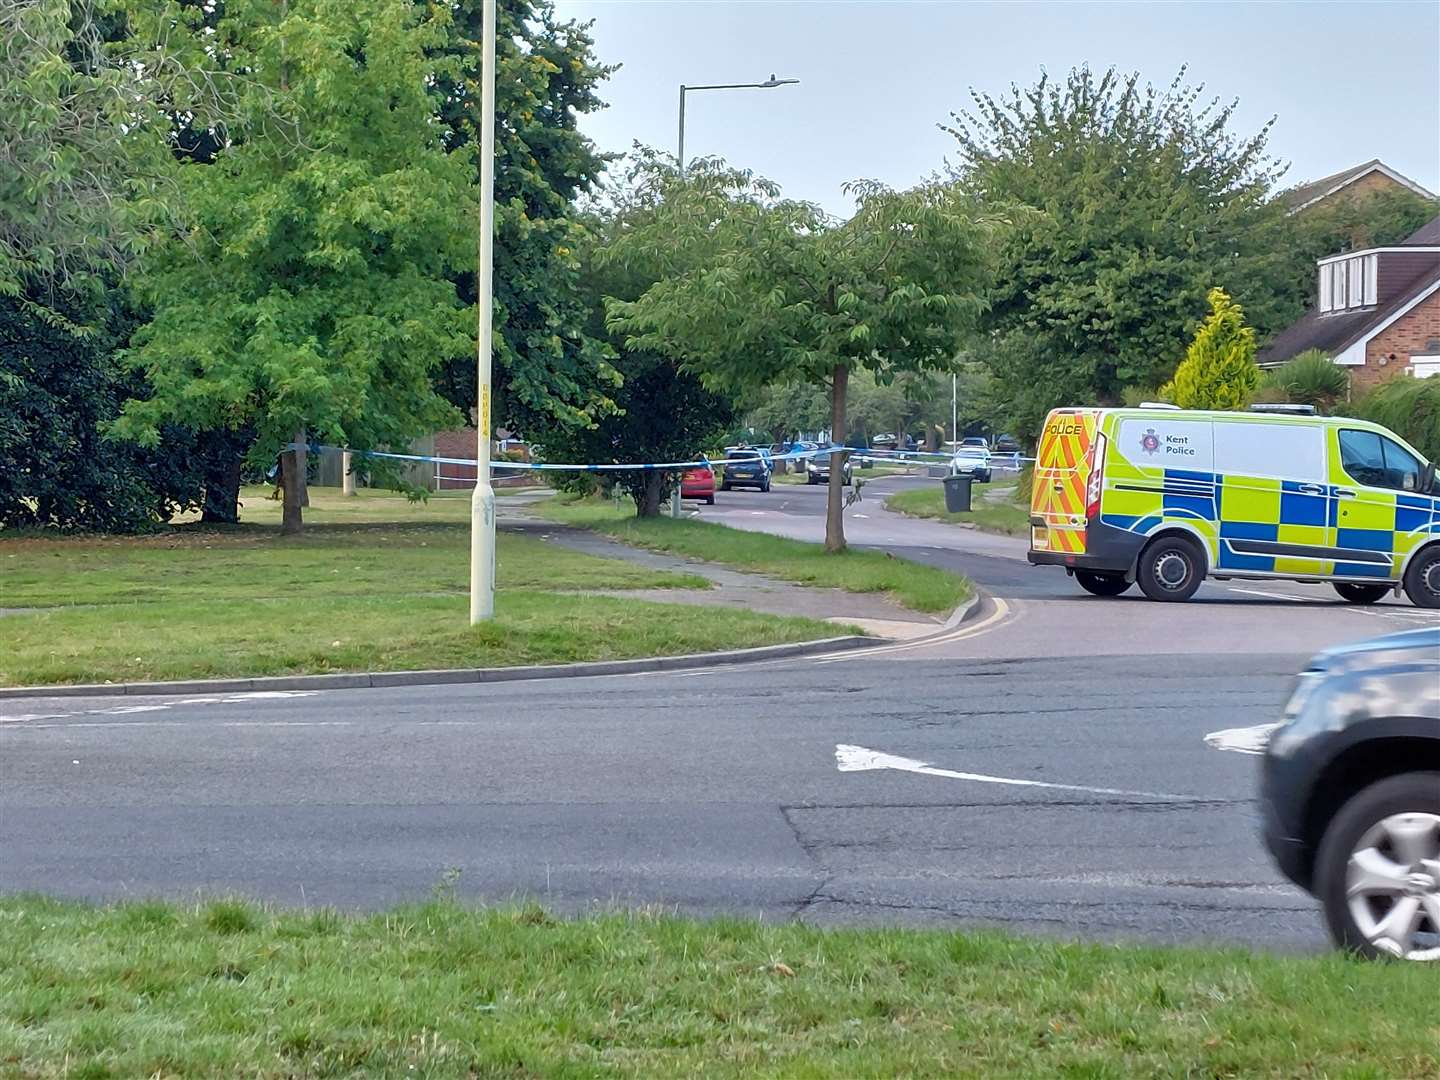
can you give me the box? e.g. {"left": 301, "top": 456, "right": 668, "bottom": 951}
{"left": 429, "top": 0, "right": 619, "bottom": 437}
{"left": 604, "top": 160, "right": 995, "bottom": 551}
{"left": 117, "top": 0, "right": 475, "bottom": 534}
{"left": 945, "top": 66, "right": 1290, "bottom": 439}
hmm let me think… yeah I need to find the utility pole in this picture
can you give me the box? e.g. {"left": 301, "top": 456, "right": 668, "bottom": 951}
{"left": 951, "top": 373, "right": 958, "bottom": 447}
{"left": 469, "top": 0, "right": 497, "bottom": 623}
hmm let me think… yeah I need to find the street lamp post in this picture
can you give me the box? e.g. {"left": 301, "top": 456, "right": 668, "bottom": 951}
{"left": 677, "top": 74, "right": 798, "bottom": 176}
{"left": 470, "top": 0, "right": 498, "bottom": 623}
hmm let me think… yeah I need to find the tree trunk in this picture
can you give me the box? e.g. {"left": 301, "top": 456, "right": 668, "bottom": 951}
{"left": 826, "top": 363, "right": 848, "bottom": 553}
{"left": 201, "top": 454, "right": 242, "bottom": 524}
{"left": 636, "top": 470, "right": 665, "bottom": 517}
{"left": 281, "top": 426, "right": 307, "bottom": 535}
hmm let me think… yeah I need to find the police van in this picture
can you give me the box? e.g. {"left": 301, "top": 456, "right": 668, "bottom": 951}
{"left": 1027, "top": 405, "right": 1440, "bottom": 607}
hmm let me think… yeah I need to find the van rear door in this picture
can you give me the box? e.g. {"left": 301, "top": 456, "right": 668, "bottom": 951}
{"left": 1030, "top": 409, "right": 1101, "bottom": 555}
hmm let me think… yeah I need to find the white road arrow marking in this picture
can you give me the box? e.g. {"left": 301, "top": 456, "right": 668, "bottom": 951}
{"left": 1203, "top": 723, "right": 1282, "bottom": 755}
{"left": 834, "top": 744, "right": 1184, "bottom": 800}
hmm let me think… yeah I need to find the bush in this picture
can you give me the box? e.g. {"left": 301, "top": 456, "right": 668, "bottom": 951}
{"left": 1161, "top": 289, "right": 1260, "bottom": 410}
{"left": 1344, "top": 376, "right": 1440, "bottom": 462}
{"left": 1261, "top": 349, "right": 1350, "bottom": 414}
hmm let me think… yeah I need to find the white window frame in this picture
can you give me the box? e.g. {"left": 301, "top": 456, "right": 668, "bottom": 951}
{"left": 1410, "top": 356, "right": 1440, "bottom": 379}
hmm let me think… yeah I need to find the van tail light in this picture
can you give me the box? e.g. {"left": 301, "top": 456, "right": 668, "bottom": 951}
{"left": 1085, "top": 433, "right": 1107, "bottom": 520}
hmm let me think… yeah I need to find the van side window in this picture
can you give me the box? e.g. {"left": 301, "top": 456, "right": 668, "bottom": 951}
{"left": 1338, "top": 430, "right": 1386, "bottom": 487}
{"left": 1379, "top": 436, "right": 1424, "bottom": 493}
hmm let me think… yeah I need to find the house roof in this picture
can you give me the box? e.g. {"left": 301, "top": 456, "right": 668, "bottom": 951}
{"left": 1403, "top": 214, "right": 1440, "bottom": 246}
{"left": 1282, "top": 159, "right": 1439, "bottom": 213}
{"left": 1258, "top": 262, "right": 1440, "bottom": 367}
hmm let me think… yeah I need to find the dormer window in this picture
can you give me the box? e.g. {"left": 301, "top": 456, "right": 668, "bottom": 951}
{"left": 1318, "top": 253, "right": 1378, "bottom": 313}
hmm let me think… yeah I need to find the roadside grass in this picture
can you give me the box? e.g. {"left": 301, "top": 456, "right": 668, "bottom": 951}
{"left": 0, "top": 488, "right": 841, "bottom": 687}
{"left": 2, "top": 896, "right": 1436, "bottom": 1079}
{"left": 887, "top": 483, "right": 1031, "bottom": 537}
{"left": 539, "top": 498, "right": 968, "bottom": 614}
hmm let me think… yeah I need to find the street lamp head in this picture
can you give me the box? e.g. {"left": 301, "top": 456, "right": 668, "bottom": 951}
{"left": 760, "top": 75, "right": 800, "bottom": 88}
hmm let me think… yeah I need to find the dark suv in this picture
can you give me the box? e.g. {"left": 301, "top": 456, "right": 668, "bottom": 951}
{"left": 1261, "top": 628, "right": 1440, "bottom": 960}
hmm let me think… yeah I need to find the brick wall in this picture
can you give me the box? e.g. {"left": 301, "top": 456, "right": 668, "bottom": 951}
{"left": 1354, "top": 291, "right": 1440, "bottom": 390}
{"left": 431, "top": 428, "right": 532, "bottom": 488}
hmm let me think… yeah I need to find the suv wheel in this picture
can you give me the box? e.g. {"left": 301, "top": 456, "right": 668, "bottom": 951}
{"left": 1403, "top": 546, "right": 1440, "bottom": 608}
{"left": 1333, "top": 582, "right": 1391, "bottom": 605}
{"left": 1314, "top": 772, "right": 1440, "bottom": 961}
{"left": 1136, "top": 535, "right": 1205, "bottom": 602}
{"left": 1074, "top": 570, "right": 1131, "bottom": 597}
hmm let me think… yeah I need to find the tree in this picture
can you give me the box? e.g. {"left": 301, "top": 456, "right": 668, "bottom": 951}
{"left": 604, "top": 160, "right": 995, "bottom": 551}
{"left": 1257, "top": 349, "right": 1350, "bottom": 414}
{"left": 429, "top": 0, "right": 619, "bottom": 437}
{"left": 116, "top": 0, "right": 474, "bottom": 534}
{"left": 945, "top": 66, "right": 1289, "bottom": 439}
{"left": 1161, "top": 289, "right": 1259, "bottom": 410}
{"left": 540, "top": 204, "right": 731, "bottom": 517}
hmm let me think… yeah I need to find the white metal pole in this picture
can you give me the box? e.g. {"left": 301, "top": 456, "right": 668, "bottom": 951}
{"left": 341, "top": 450, "right": 355, "bottom": 496}
{"left": 677, "top": 85, "right": 686, "bottom": 176}
{"left": 470, "top": 0, "right": 498, "bottom": 624}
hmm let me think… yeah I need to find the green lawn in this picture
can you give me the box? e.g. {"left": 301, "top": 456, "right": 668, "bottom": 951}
{"left": 0, "top": 488, "right": 842, "bottom": 687}
{"left": 886, "top": 484, "right": 1032, "bottom": 537}
{"left": 2, "top": 896, "right": 1435, "bottom": 1079}
{"left": 539, "top": 499, "right": 968, "bottom": 614}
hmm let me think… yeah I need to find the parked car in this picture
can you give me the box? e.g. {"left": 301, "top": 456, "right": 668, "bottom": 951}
{"left": 805, "top": 450, "right": 853, "bottom": 486}
{"left": 680, "top": 466, "right": 715, "bottom": 505}
{"left": 871, "top": 433, "right": 899, "bottom": 450}
{"left": 959, "top": 436, "right": 989, "bottom": 450}
{"left": 949, "top": 446, "right": 992, "bottom": 483}
{"left": 993, "top": 434, "right": 1020, "bottom": 454}
{"left": 1261, "top": 628, "right": 1440, "bottom": 960}
{"left": 721, "top": 447, "right": 771, "bottom": 492}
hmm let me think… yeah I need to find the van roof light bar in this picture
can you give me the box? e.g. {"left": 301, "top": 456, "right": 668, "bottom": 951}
{"left": 1249, "top": 403, "right": 1317, "bottom": 416}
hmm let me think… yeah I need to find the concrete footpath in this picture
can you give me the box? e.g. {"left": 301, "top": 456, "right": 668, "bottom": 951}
{"left": 500, "top": 517, "right": 944, "bottom": 641}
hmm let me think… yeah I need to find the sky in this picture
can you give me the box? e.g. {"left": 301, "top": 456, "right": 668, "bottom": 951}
{"left": 554, "top": 0, "right": 1440, "bottom": 218}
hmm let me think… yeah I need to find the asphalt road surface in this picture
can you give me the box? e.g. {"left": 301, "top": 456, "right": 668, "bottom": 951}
{"left": 5, "top": 653, "right": 1320, "bottom": 949}
{"left": 4, "top": 474, "right": 1436, "bottom": 953}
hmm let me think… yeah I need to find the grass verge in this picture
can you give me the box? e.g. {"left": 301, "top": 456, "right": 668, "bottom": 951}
{"left": 0, "top": 488, "right": 840, "bottom": 687}
{"left": 886, "top": 484, "right": 1031, "bottom": 537}
{"left": 538, "top": 499, "right": 968, "bottom": 614}
{"left": 2, "top": 896, "right": 1436, "bottom": 1078}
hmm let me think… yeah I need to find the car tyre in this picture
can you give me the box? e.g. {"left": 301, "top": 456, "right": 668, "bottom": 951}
{"left": 1333, "top": 582, "right": 1391, "bottom": 605}
{"left": 1402, "top": 545, "right": 1440, "bottom": 609}
{"left": 1074, "top": 570, "right": 1132, "bottom": 597}
{"left": 1313, "top": 772, "right": 1440, "bottom": 961}
{"left": 720, "top": 482, "right": 731, "bottom": 492}
{"left": 761, "top": 478, "right": 771, "bottom": 493}
{"left": 705, "top": 495, "right": 714, "bottom": 505}
{"left": 1136, "top": 534, "right": 1205, "bottom": 602}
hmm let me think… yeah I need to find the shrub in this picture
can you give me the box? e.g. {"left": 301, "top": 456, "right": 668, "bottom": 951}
{"left": 1344, "top": 376, "right": 1440, "bottom": 462}
{"left": 1262, "top": 349, "right": 1350, "bottom": 413}
{"left": 1160, "top": 289, "right": 1259, "bottom": 410}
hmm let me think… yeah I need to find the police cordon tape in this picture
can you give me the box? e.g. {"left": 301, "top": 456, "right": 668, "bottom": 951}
{"left": 303, "top": 443, "right": 1034, "bottom": 475}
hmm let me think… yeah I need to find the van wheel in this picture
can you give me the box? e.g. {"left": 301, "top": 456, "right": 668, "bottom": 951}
{"left": 1403, "top": 546, "right": 1440, "bottom": 609}
{"left": 1334, "top": 582, "right": 1391, "bottom": 605}
{"left": 1075, "top": 570, "right": 1131, "bottom": 597}
{"left": 1137, "top": 535, "right": 1205, "bottom": 602}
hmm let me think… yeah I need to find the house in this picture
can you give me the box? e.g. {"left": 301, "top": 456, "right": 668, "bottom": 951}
{"left": 1258, "top": 215, "right": 1440, "bottom": 387}
{"left": 1282, "top": 159, "right": 1438, "bottom": 215}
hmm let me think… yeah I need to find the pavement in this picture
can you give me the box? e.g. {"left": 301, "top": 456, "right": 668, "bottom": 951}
{"left": 3, "top": 471, "right": 1437, "bottom": 954}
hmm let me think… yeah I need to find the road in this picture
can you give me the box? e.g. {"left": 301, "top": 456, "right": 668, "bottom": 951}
{"left": 3, "top": 474, "right": 1436, "bottom": 952}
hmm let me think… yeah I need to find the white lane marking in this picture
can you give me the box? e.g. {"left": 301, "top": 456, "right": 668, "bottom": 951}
{"left": 813, "top": 597, "right": 1012, "bottom": 664}
{"left": 1, "top": 688, "right": 325, "bottom": 725}
{"left": 23, "top": 720, "right": 354, "bottom": 730}
{"left": 835, "top": 744, "right": 1184, "bottom": 800}
{"left": 1204, "top": 722, "right": 1282, "bottom": 755}
{"left": 1226, "top": 587, "right": 1326, "bottom": 604}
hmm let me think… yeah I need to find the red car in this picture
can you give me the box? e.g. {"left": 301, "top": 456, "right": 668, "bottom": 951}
{"left": 680, "top": 466, "right": 715, "bottom": 505}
